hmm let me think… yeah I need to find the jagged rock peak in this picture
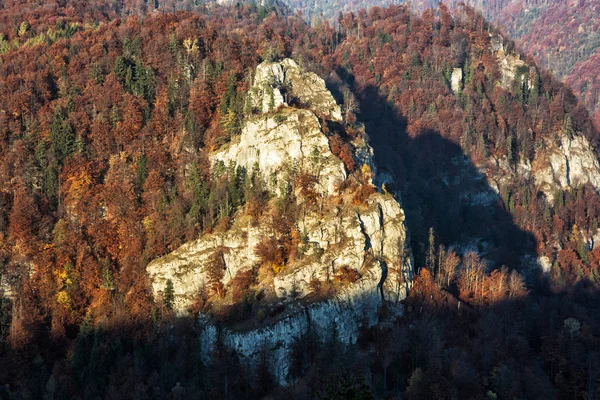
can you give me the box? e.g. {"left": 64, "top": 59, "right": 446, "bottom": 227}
{"left": 249, "top": 58, "right": 343, "bottom": 121}
{"left": 489, "top": 33, "right": 535, "bottom": 91}
{"left": 213, "top": 109, "right": 347, "bottom": 196}
{"left": 214, "top": 58, "right": 347, "bottom": 197}
{"left": 149, "top": 57, "right": 412, "bottom": 313}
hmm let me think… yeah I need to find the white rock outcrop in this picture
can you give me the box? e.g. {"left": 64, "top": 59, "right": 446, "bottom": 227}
{"left": 214, "top": 59, "right": 348, "bottom": 197}
{"left": 147, "top": 191, "right": 411, "bottom": 312}
{"left": 491, "top": 34, "right": 533, "bottom": 91}
{"left": 213, "top": 109, "right": 346, "bottom": 196}
{"left": 199, "top": 290, "right": 386, "bottom": 385}
{"left": 249, "top": 58, "right": 342, "bottom": 121}
{"left": 146, "top": 223, "right": 268, "bottom": 313}
{"left": 498, "top": 51, "right": 529, "bottom": 90}
{"left": 532, "top": 134, "right": 600, "bottom": 199}
{"left": 451, "top": 67, "right": 463, "bottom": 94}
{"left": 273, "top": 192, "right": 410, "bottom": 302}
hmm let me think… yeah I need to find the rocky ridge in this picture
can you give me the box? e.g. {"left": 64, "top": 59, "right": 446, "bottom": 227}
{"left": 146, "top": 58, "right": 413, "bottom": 384}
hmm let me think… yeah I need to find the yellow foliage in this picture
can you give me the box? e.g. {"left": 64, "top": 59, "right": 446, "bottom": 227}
{"left": 56, "top": 290, "right": 71, "bottom": 308}
{"left": 66, "top": 170, "right": 92, "bottom": 201}
{"left": 52, "top": 219, "right": 68, "bottom": 244}
{"left": 271, "top": 264, "right": 283, "bottom": 275}
{"left": 142, "top": 216, "right": 153, "bottom": 230}
{"left": 570, "top": 224, "right": 581, "bottom": 242}
{"left": 23, "top": 33, "right": 46, "bottom": 48}
{"left": 361, "top": 163, "right": 372, "bottom": 177}
{"left": 17, "top": 21, "right": 29, "bottom": 38}
{"left": 54, "top": 264, "right": 74, "bottom": 286}
{"left": 183, "top": 38, "right": 198, "bottom": 54}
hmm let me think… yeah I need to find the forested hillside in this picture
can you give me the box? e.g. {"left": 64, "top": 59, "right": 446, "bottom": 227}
{"left": 272, "top": 0, "right": 600, "bottom": 127}
{"left": 0, "top": 1, "right": 599, "bottom": 399}
{"left": 484, "top": 0, "right": 600, "bottom": 127}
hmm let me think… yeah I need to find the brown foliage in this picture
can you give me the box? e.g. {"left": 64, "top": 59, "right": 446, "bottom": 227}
{"left": 295, "top": 172, "right": 319, "bottom": 206}
{"left": 230, "top": 269, "right": 256, "bottom": 303}
{"left": 207, "top": 249, "right": 227, "bottom": 297}
{"left": 255, "top": 237, "right": 285, "bottom": 272}
{"left": 335, "top": 265, "right": 361, "bottom": 283}
{"left": 328, "top": 134, "right": 356, "bottom": 171}
{"left": 352, "top": 182, "right": 376, "bottom": 205}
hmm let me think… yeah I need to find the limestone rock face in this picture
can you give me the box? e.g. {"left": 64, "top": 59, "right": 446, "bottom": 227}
{"left": 213, "top": 109, "right": 346, "bottom": 196}
{"left": 274, "top": 192, "right": 410, "bottom": 302}
{"left": 451, "top": 68, "right": 463, "bottom": 94}
{"left": 491, "top": 33, "right": 532, "bottom": 91}
{"left": 199, "top": 290, "right": 388, "bottom": 385}
{"left": 146, "top": 58, "right": 412, "bottom": 385}
{"left": 146, "top": 189, "right": 411, "bottom": 314}
{"left": 484, "top": 132, "right": 600, "bottom": 203}
{"left": 196, "top": 192, "right": 410, "bottom": 385}
{"left": 147, "top": 223, "right": 268, "bottom": 314}
{"left": 532, "top": 134, "right": 600, "bottom": 199}
{"left": 498, "top": 51, "right": 528, "bottom": 90}
{"left": 250, "top": 58, "right": 342, "bottom": 121}
{"left": 538, "top": 256, "right": 552, "bottom": 273}
{"left": 214, "top": 59, "right": 348, "bottom": 197}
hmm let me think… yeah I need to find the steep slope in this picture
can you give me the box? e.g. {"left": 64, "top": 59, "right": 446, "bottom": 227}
{"left": 487, "top": 0, "right": 600, "bottom": 127}
{"left": 484, "top": 33, "right": 600, "bottom": 202}
{"left": 566, "top": 51, "right": 600, "bottom": 127}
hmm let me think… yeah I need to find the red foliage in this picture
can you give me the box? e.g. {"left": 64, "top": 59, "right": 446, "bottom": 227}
{"left": 329, "top": 134, "right": 356, "bottom": 171}
{"left": 335, "top": 265, "right": 361, "bottom": 283}
{"left": 230, "top": 269, "right": 256, "bottom": 303}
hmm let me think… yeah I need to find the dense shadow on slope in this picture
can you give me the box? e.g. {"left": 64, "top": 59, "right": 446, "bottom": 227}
{"left": 338, "top": 80, "right": 537, "bottom": 270}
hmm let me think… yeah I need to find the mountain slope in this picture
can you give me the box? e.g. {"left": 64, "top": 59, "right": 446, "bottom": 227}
{"left": 0, "top": 3, "right": 599, "bottom": 399}
{"left": 261, "top": 0, "right": 600, "bottom": 126}
{"left": 482, "top": 0, "right": 600, "bottom": 126}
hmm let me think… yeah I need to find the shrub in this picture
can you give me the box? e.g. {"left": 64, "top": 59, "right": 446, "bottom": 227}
{"left": 274, "top": 113, "right": 287, "bottom": 124}
{"left": 255, "top": 237, "right": 285, "bottom": 272}
{"left": 335, "top": 266, "right": 361, "bottom": 283}
{"left": 352, "top": 182, "right": 376, "bottom": 205}
{"left": 309, "top": 278, "right": 322, "bottom": 295}
{"left": 230, "top": 269, "right": 256, "bottom": 303}
{"left": 295, "top": 172, "right": 319, "bottom": 206}
{"left": 207, "top": 249, "right": 227, "bottom": 297}
{"left": 329, "top": 134, "right": 356, "bottom": 171}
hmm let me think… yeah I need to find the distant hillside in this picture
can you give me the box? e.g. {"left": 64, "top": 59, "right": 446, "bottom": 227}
{"left": 256, "top": 0, "right": 600, "bottom": 124}
{"left": 482, "top": 0, "right": 600, "bottom": 126}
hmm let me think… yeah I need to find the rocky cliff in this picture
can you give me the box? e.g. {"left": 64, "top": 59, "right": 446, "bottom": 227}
{"left": 485, "top": 133, "right": 600, "bottom": 204}
{"left": 146, "top": 58, "right": 413, "bottom": 384}
{"left": 483, "top": 34, "right": 600, "bottom": 202}
{"left": 532, "top": 134, "right": 600, "bottom": 199}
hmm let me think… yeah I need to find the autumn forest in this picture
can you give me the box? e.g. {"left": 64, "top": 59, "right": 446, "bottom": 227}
{"left": 0, "top": 0, "right": 599, "bottom": 399}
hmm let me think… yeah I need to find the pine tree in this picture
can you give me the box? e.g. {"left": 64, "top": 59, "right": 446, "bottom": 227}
{"left": 187, "top": 164, "right": 210, "bottom": 224}
{"left": 50, "top": 108, "right": 74, "bottom": 165}
{"left": 426, "top": 227, "right": 436, "bottom": 276}
{"left": 265, "top": 84, "right": 275, "bottom": 112}
{"left": 164, "top": 279, "right": 175, "bottom": 309}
